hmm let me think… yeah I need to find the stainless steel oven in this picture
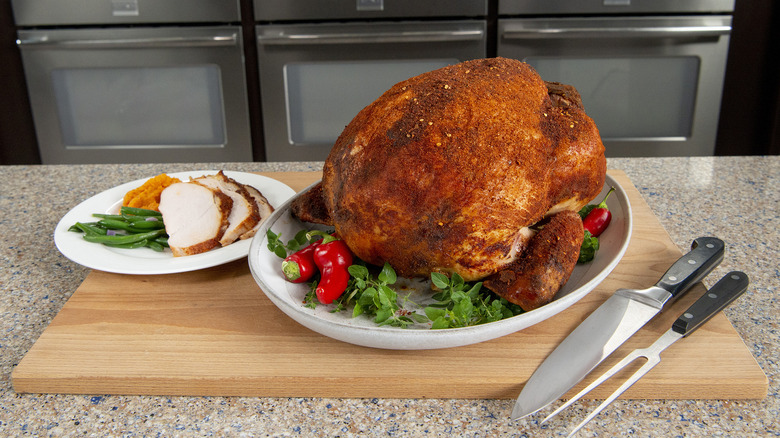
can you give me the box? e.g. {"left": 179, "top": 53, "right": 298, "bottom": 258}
{"left": 498, "top": 0, "right": 734, "bottom": 157}
{"left": 13, "top": 0, "right": 252, "bottom": 164}
{"left": 255, "top": 0, "right": 488, "bottom": 162}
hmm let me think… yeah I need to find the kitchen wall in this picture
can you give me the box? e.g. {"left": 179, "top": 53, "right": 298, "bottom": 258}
{"left": 0, "top": 1, "right": 39, "bottom": 164}
{"left": 1, "top": 0, "right": 777, "bottom": 165}
{"left": 715, "top": 0, "right": 780, "bottom": 155}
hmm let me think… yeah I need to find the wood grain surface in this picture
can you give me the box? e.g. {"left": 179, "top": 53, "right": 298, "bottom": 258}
{"left": 11, "top": 170, "right": 767, "bottom": 400}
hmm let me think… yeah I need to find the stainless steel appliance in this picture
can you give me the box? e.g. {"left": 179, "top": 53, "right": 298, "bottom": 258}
{"left": 13, "top": 0, "right": 252, "bottom": 164}
{"left": 498, "top": 0, "right": 734, "bottom": 157}
{"left": 255, "top": 0, "right": 488, "bottom": 162}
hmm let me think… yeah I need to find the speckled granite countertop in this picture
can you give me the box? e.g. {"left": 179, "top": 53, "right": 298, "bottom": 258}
{"left": 1, "top": 156, "right": 777, "bottom": 437}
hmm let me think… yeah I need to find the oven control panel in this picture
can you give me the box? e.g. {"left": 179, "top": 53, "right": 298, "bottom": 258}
{"left": 11, "top": 0, "right": 241, "bottom": 26}
{"left": 254, "top": 0, "right": 487, "bottom": 21}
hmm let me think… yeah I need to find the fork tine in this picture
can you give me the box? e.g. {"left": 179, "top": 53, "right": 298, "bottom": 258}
{"left": 566, "top": 355, "right": 662, "bottom": 437}
{"left": 541, "top": 349, "right": 645, "bottom": 424}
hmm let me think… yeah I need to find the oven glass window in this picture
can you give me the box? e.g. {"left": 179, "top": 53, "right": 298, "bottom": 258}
{"left": 51, "top": 66, "right": 226, "bottom": 147}
{"left": 283, "top": 60, "right": 457, "bottom": 145}
{"left": 526, "top": 57, "right": 699, "bottom": 140}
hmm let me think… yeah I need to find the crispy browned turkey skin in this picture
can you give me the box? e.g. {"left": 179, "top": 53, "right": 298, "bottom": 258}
{"left": 293, "top": 57, "right": 606, "bottom": 310}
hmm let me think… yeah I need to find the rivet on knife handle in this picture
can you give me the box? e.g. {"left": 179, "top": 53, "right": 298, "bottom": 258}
{"left": 655, "top": 236, "right": 724, "bottom": 298}
{"left": 672, "top": 270, "right": 749, "bottom": 335}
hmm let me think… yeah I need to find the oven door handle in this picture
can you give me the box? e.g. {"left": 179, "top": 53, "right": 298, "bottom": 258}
{"left": 501, "top": 25, "right": 731, "bottom": 40}
{"left": 16, "top": 33, "right": 239, "bottom": 49}
{"left": 257, "top": 29, "right": 485, "bottom": 45}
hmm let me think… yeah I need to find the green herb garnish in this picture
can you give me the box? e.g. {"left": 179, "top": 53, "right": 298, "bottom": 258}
{"left": 347, "top": 262, "right": 428, "bottom": 327}
{"left": 271, "top": 230, "right": 525, "bottom": 329}
{"left": 424, "top": 272, "right": 524, "bottom": 329}
{"left": 578, "top": 229, "right": 600, "bottom": 263}
{"left": 266, "top": 228, "right": 319, "bottom": 258}
{"left": 578, "top": 204, "right": 597, "bottom": 220}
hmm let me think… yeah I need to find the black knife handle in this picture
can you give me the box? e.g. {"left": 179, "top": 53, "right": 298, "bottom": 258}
{"left": 672, "top": 271, "right": 749, "bottom": 336}
{"left": 655, "top": 237, "right": 725, "bottom": 298}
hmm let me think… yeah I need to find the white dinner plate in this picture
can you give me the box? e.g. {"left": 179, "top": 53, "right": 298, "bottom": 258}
{"left": 248, "top": 174, "right": 632, "bottom": 350}
{"left": 55, "top": 170, "right": 296, "bottom": 275}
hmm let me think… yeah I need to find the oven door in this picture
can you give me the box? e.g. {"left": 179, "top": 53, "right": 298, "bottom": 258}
{"left": 498, "top": 16, "right": 731, "bottom": 157}
{"left": 17, "top": 26, "right": 252, "bottom": 164}
{"left": 256, "top": 20, "right": 486, "bottom": 162}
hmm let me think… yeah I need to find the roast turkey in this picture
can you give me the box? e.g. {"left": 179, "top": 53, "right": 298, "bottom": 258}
{"left": 293, "top": 57, "right": 606, "bottom": 310}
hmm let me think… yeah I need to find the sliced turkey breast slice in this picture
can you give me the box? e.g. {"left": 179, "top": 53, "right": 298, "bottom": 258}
{"left": 238, "top": 183, "right": 274, "bottom": 240}
{"left": 208, "top": 171, "right": 273, "bottom": 240}
{"left": 159, "top": 182, "right": 232, "bottom": 257}
{"left": 193, "top": 173, "right": 260, "bottom": 246}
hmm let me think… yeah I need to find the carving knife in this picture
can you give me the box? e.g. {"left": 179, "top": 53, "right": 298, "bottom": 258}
{"left": 511, "top": 236, "right": 725, "bottom": 420}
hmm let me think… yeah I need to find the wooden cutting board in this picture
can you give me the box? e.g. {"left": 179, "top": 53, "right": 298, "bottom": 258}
{"left": 12, "top": 170, "right": 767, "bottom": 400}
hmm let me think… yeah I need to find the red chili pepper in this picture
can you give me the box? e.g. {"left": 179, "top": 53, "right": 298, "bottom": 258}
{"left": 582, "top": 186, "right": 615, "bottom": 237}
{"left": 311, "top": 235, "right": 353, "bottom": 304}
{"left": 281, "top": 241, "right": 321, "bottom": 283}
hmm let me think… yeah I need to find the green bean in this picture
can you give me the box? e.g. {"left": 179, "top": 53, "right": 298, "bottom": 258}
{"left": 120, "top": 206, "right": 162, "bottom": 217}
{"left": 70, "top": 222, "right": 108, "bottom": 236}
{"left": 97, "top": 219, "right": 153, "bottom": 233}
{"left": 93, "top": 212, "right": 161, "bottom": 223}
{"left": 102, "top": 239, "right": 150, "bottom": 249}
{"left": 82, "top": 229, "right": 165, "bottom": 245}
{"left": 126, "top": 218, "right": 165, "bottom": 229}
{"left": 91, "top": 213, "right": 126, "bottom": 221}
{"left": 147, "top": 241, "right": 165, "bottom": 252}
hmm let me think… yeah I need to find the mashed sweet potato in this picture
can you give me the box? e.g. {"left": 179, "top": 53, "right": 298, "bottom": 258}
{"left": 122, "top": 173, "right": 182, "bottom": 211}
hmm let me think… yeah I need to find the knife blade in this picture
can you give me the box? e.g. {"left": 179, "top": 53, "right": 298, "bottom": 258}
{"left": 544, "top": 271, "right": 749, "bottom": 437}
{"left": 511, "top": 236, "right": 725, "bottom": 420}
